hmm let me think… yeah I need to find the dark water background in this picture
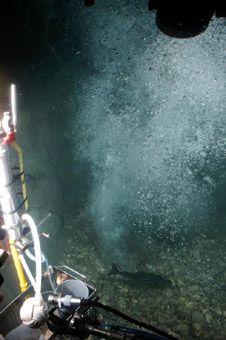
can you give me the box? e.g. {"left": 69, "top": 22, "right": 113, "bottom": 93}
{"left": 0, "top": 1, "right": 226, "bottom": 338}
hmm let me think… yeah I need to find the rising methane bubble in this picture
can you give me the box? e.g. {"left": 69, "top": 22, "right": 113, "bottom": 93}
{"left": 71, "top": 16, "right": 226, "bottom": 262}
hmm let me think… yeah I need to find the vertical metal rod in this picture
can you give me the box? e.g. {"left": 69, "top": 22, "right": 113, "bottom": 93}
{"left": 10, "top": 84, "right": 17, "bottom": 130}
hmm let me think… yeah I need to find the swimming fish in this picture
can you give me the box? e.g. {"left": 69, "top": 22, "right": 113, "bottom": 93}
{"left": 109, "top": 264, "right": 171, "bottom": 288}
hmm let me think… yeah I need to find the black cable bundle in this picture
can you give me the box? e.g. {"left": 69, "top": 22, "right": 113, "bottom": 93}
{"left": 81, "top": 299, "right": 178, "bottom": 340}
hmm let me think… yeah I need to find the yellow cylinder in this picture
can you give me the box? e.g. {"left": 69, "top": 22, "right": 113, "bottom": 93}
{"left": 9, "top": 239, "right": 28, "bottom": 292}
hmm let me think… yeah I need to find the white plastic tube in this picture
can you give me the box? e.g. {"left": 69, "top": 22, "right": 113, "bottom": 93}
{"left": 25, "top": 248, "right": 46, "bottom": 263}
{"left": 22, "top": 214, "right": 42, "bottom": 303}
{"left": 25, "top": 248, "right": 56, "bottom": 291}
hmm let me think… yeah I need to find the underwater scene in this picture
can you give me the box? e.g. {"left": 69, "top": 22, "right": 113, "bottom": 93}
{"left": 0, "top": 1, "right": 226, "bottom": 339}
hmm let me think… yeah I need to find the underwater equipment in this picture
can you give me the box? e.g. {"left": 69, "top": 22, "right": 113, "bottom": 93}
{"left": 0, "top": 85, "right": 45, "bottom": 325}
{"left": 0, "top": 85, "right": 178, "bottom": 339}
{"left": 46, "top": 269, "right": 177, "bottom": 339}
{"left": 148, "top": 0, "right": 226, "bottom": 37}
{"left": 83, "top": 0, "right": 226, "bottom": 37}
{"left": 0, "top": 86, "right": 28, "bottom": 293}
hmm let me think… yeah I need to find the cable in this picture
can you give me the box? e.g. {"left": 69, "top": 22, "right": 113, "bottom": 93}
{"left": 102, "top": 324, "right": 168, "bottom": 339}
{"left": 11, "top": 141, "right": 28, "bottom": 210}
{"left": 87, "top": 324, "right": 162, "bottom": 339}
{"left": 87, "top": 301, "right": 177, "bottom": 340}
{"left": 2, "top": 197, "right": 27, "bottom": 215}
{"left": 3, "top": 170, "right": 24, "bottom": 187}
{"left": 105, "top": 325, "right": 161, "bottom": 338}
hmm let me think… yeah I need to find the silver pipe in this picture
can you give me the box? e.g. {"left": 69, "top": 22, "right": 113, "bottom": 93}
{"left": 0, "top": 143, "right": 21, "bottom": 240}
{"left": 10, "top": 84, "right": 17, "bottom": 129}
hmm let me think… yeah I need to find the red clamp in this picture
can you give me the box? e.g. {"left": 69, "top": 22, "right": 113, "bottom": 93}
{"left": 2, "top": 131, "right": 16, "bottom": 145}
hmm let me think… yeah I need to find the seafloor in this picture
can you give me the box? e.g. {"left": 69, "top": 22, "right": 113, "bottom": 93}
{"left": 0, "top": 1, "right": 226, "bottom": 339}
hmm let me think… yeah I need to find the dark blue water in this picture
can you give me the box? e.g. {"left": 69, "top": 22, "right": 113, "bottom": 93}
{"left": 1, "top": 1, "right": 226, "bottom": 338}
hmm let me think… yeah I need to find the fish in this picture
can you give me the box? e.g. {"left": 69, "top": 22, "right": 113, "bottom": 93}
{"left": 109, "top": 264, "right": 171, "bottom": 289}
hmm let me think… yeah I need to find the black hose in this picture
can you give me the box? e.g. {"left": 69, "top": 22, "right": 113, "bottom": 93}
{"left": 106, "top": 324, "right": 170, "bottom": 339}
{"left": 82, "top": 300, "right": 178, "bottom": 340}
{"left": 87, "top": 324, "right": 168, "bottom": 339}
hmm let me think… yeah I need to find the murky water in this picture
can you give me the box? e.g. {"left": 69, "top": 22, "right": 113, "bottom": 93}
{"left": 1, "top": 1, "right": 226, "bottom": 339}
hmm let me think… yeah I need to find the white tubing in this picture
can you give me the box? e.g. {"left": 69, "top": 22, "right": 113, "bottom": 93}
{"left": 25, "top": 248, "right": 56, "bottom": 291}
{"left": 25, "top": 248, "right": 46, "bottom": 263}
{"left": 19, "top": 254, "right": 37, "bottom": 290}
{"left": 22, "top": 214, "right": 42, "bottom": 303}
